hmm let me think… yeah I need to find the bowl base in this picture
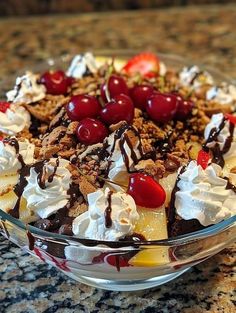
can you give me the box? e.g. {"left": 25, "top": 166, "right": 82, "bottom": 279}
{"left": 62, "top": 268, "right": 190, "bottom": 291}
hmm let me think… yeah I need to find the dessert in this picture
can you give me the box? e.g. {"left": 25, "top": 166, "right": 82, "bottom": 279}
{"left": 0, "top": 52, "right": 236, "bottom": 269}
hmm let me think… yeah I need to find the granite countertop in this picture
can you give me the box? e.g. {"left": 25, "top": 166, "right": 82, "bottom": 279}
{"left": 0, "top": 4, "right": 236, "bottom": 313}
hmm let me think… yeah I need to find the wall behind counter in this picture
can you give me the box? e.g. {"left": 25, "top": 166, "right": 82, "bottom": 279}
{"left": 0, "top": 0, "right": 234, "bottom": 16}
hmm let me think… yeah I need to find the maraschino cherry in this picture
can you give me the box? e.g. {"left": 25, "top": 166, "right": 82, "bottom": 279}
{"left": 0, "top": 101, "right": 11, "bottom": 113}
{"left": 100, "top": 94, "right": 134, "bottom": 125}
{"left": 127, "top": 173, "right": 166, "bottom": 208}
{"left": 146, "top": 93, "right": 178, "bottom": 123}
{"left": 129, "top": 85, "right": 154, "bottom": 111}
{"left": 76, "top": 118, "right": 108, "bottom": 145}
{"left": 197, "top": 149, "right": 211, "bottom": 170}
{"left": 66, "top": 95, "right": 101, "bottom": 121}
{"left": 225, "top": 113, "right": 236, "bottom": 125}
{"left": 100, "top": 75, "right": 129, "bottom": 102}
{"left": 40, "top": 70, "right": 72, "bottom": 95}
{"left": 175, "top": 96, "right": 194, "bottom": 120}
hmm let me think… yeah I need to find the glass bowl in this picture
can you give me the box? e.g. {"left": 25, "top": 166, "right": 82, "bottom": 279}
{"left": 0, "top": 51, "right": 235, "bottom": 291}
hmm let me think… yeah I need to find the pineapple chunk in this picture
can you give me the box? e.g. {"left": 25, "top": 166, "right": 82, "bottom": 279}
{"left": 223, "top": 156, "right": 236, "bottom": 174}
{"left": 159, "top": 172, "right": 178, "bottom": 205}
{"left": 0, "top": 174, "right": 18, "bottom": 195}
{"left": 129, "top": 206, "right": 169, "bottom": 267}
{"left": 19, "top": 197, "right": 37, "bottom": 223}
{"left": 186, "top": 142, "right": 202, "bottom": 160}
{"left": 0, "top": 191, "right": 18, "bottom": 213}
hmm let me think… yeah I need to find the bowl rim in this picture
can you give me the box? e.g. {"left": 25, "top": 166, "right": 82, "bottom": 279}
{"left": 0, "top": 50, "right": 236, "bottom": 248}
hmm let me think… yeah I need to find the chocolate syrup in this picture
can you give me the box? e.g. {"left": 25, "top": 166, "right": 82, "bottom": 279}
{"left": 4, "top": 137, "right": 25, "bottom": 168}
{"left": 203, "top": 117, "right": 235, "bottom": 168}
{"left": 167, "top": 167, "right": 185, "bottom": 226}
{"left": 9, "top": 165, "right": 31, "bottom": 218}
{"left": 189, "top": 70, "right": 204, "bottom": 85}
{"left": 120, "top": 232, "right": 146, "bottom": 242}
{"left": 27, "top": 231, "right": 35, "bottom": 251}
{"left": 48, "top": 158, "right": 60, "bottom": 183}
{"left": 104, "top": 191, "right": 113, "bottom": 228}
{"left": 224, "top": 177, "right": 236, "bottom": 194}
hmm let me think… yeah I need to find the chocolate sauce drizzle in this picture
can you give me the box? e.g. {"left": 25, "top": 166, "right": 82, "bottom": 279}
{"left": 167, "top": 167, "right": 185, "bottom": 226}
{"left": 104, "top": 191, "right": 113, "bottom": 228}
{"left": 27, "top": 231, "right": 35, "bottom": 250}
{"left": 107, "top": 123, "right": 145, "bottom": 175}
{"left": 4, "top": 137, "right": 25, "bottom": 168}
{"left": 203, "top": 117, "right": 235, "bottom": 168}
{"left": 224, "top": 177, "right": 236, "bottom": 194}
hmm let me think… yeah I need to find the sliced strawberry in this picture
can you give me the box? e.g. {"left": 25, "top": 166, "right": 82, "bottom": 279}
{"left": 197, "top": 149, "right": 211, "bottom": 170}
{"left": 123, "top": 52, "right": 160, "bottom": 77}
{"left": 225, "top": 113, "right": 236, "bottom": 125}
{"left": 0, "top": 101, "right": 11, "bottom": 113}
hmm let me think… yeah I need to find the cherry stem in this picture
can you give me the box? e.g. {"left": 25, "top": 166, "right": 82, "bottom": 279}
{"left": 98, "top": 177, "right": 128, "bottom": 189}
{"left": 77, "top": 168, "right": 127, "bottom": 189}
{"left": 158, "top": 76, "right": 165, "bottom": 92}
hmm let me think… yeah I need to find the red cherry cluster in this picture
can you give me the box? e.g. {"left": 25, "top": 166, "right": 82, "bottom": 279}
{"left": 99, "top": 75, "right": 134, "bottom": 125}
{"left": 64, "top": 74, "right": 135, "bottom": 145}
{"left": 40, "top": 70, "right": 74, "bottom": 95}
{"left": 129, "top": 87, "right": 194, "bottom": 123}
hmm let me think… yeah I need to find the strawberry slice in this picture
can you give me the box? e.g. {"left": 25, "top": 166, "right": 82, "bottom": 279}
{"left": 225, "top": 113, "right": 236, "bottom": 125}
{"left": 0, "top": 101, "right": 11, "bottom": 113}
{"left": 197, "top": 149, "right": 211, "bottom": 170}
{"left": 123, "top": 52, "right": 160, "bottom": 77}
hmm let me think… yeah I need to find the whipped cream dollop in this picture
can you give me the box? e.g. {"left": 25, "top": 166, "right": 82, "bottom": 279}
{"left": 204, "top": 113, "right": 236, "bottom": 160}
{"left": 72, "top": 188, "right": 139, "bottom": 241}
{"left": 76, "top": 125, "right": 143, "bottom": 183}
{"left": 6, "top": 71, "right": 46, "bottom": 104}
{"left": 67, "top": 52, "right": 97, "bottom": 78}
{"left": 206, "top": 84, "right": 236, "bottom": 105}
{"left": 0, "top": 104, "right": 31, "bottom": 135}
{"left": 179, "top": 65, "right": 214, "bottom": 89}
{"left": 23, "top": 158, "right": 71, "bottom": 219}
{"left": 175, "top": 161, "right": 236, "bottom": 226}
{"left": 0, "top": 138, "right": 35, "bottom": 175}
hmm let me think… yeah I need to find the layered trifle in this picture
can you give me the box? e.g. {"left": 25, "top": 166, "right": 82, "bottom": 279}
{"left": 0, "top": 52, "right": 236, "bottom": 270}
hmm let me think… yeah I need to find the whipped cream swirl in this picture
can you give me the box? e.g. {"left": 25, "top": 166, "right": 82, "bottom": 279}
{"left": 206, "top": 84, "right": 236, "bottom": 105}
{"left": 0, "top": 104, "right": 31, "bottom": 135}
{"left": 67, "top": 52, "right": 97, "bottom": 78}
{"left": 6, "top": 71, "right": 46, "bottom": 104}
{"left": 0, "top": 138, "right": 35, "bottom": 175}
{"left": 107, "top": 126, "right": 142, "bottom": 182}
{"left": 179, "top": 65, "right": 214, "bottom": 89}
{"left": 23, "top": 158, "right": 71, "bottom": 219}
{"left": 204, "top": 113, "right": 236, "bottom": 161}
{"left": 72, "top": 188, "right": 139, "bottom": 241}
{"left": 175, "top": 161, "right": 236, "bottom": 226}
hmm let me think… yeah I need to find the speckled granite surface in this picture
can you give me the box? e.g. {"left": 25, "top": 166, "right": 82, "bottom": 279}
{"left": 0, "top": 4, "right": 236, "bottom": 313}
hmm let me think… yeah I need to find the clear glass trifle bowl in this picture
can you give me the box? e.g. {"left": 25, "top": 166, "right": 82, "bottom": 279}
{"left": 0, "top": 51, "right": 235, "bottom": 291}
